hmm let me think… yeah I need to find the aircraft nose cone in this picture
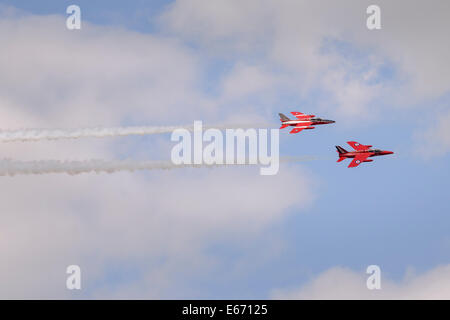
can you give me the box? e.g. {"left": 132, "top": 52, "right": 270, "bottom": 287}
{"left": 326, "top": 120, "right": 335, "bottom": 124}
{"left": 385, "top": 151, "right": 394, "bottom": 155}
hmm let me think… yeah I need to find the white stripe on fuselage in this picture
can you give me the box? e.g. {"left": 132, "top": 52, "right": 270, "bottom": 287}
{"left": 283, "top": 120, "right": 312, "bottom": 125}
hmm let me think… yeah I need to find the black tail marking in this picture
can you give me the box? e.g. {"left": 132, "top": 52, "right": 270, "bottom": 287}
{"left": 335, "top": 146, "right": 348, "bottom": 154}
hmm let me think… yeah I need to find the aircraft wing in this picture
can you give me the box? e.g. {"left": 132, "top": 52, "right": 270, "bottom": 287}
{"left": 289, "top": 123, "right": 313, "bottom": 134}
{"left": 347, "top": 141, "right": 372, "bottom": 151}
{"left": 291, "top": 111, "right": 314, "bottom": 120}
{"left": 348, "top": 153, "right": 371, "bottom": 168}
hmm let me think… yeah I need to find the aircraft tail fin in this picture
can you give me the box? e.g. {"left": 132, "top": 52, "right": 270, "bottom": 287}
{"left": 335, "top": 146, "right": 348, "bottom": 155}
{"left": 279, "top": 113, "right": 290, "bottom": 122}
{"left": 336, "top": 146, "right": 348, "bottom": 162}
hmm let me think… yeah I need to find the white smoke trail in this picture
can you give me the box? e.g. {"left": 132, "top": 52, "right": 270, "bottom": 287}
{"left": 0, "top": 156, "right": 316, "bottom": 176}
{"left": 0, "top": 123, "right": 270, "bottom": 142}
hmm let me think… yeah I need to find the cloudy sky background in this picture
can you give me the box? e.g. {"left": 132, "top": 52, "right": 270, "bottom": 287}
{"left": 0, "top": 0, "right": 449, "bottom": 298}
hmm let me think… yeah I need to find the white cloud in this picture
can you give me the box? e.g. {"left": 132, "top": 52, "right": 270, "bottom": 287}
{"left": 0, "top": 166, "right": 315, "bottom": 298}
{"left": 221, "top": 64, "right": 278, "bottom": 100}
{"left": 414, "top": 109, "right": 450, "bottom": 158}
{"left": 0, "top": 8, "right": 317, "bottom": 298}
{"left": 0, "top": 9, "right": 208, "bottom": 128}
{"left": 161, "top": 0, "right": 450, "bottom": 119}
{"left": 272, "top": 265, "right": 450, "bottom": 299}
{"left": 159, "top": 0, "right": 276, "bottom": 54}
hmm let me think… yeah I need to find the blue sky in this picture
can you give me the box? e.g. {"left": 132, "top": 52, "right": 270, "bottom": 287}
{"left": 0, "top": 0, "right": 449, "bottom": 299}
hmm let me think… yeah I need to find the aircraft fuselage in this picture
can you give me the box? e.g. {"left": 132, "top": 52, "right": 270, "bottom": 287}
{"left": 281, "top": 118, "right": 335, "bottom": 127}
{"left": 339, "top": 149, "right": 394, "bottom": 159}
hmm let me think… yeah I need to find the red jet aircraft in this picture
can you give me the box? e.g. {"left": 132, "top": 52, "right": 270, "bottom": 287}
{"left": 336, "top": 141, "right": 394, "bottom": 168}
{"left": 279, "top": 111, "right": 335, "bottom": 134}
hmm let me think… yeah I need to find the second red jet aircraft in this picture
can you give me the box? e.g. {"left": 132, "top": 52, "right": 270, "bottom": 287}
{"left": 336, "top": 141, "right": 394, "bottom": 168}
